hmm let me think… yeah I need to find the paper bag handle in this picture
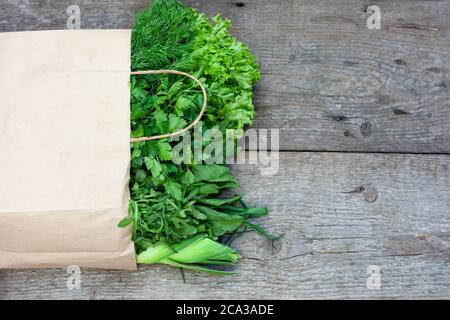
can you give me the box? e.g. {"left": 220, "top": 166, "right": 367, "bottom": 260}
{"left": 129, "top": 70, "right": 207, "bottom": 143}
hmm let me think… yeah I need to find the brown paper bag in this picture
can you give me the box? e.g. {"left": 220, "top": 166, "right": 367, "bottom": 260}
{"left": 0, "top": 30, "right": 136, "bottom": 270}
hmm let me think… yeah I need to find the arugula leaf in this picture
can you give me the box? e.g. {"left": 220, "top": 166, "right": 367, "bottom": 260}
{"left": 192, "top": 165, "right": 237, "bottom": 183}
{"left": 197, "top": 195, "right": 243, "bottom": 207}
{"left": 196, "top": 205, "right": 244, "bottom": 237}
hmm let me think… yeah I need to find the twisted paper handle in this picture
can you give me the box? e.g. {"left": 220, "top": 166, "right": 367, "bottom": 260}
{"left": 130, "top": 70, "right": 207, "bottom": 143}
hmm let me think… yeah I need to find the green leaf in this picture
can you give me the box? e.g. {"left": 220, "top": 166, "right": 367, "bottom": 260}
{"left": 157, "top": 141, "right": 172, "bottom": 161}
{"left": 181, "top": 168, "right": 195, "bottom": 185}
{"left": 195, "top": 183, "right": 219, "bottom": 195}
{"left": 143, "top": 157, "right": 153, "bottom": 170}
{"left": 175, "top": 96, "right": 195, "bottom": 115}
{"left": 168, "top": 80, "right": 184, "bottom": 100}
{"left": 245, "top": 207, "right": 269, "bottom": 218}
{"left": 118, "top": 217, "right": 133, "bottom": 228}
{"left": 168, "top": 114, "right": 187, "bottom": 131}
{"left": 132, "top": 125, "right": 145, "bottom": 138}
{"left": 192, "top": 165, "right": 236, "bottom": 183}
{"left": 192, "top": 209, "right": 207, "bottom": 220}
{"left": 154, "top": 109, "right": 168, "bottom": 123}
{"left": 144, "top": 157, "right": 162, "bottom": 177}
{"left": 196, "top": 206, "right": 244, "bottom": 236}
{"left": 244, "top": 221, "right": 282, "bottom": 241}
{"left": 135, "top": 169, "right": 147, "bottom": 183}
{"left": 164, "top": 180, "right": 183, "bottom": 200}
{"left": 197, "top": 195, "right": 243, "bottom": 206}
{"left": 131, "top": 148, "right": 142, "bottom": 159}
{"left": 132, "top": 87, "right": 147, "bottom": 101}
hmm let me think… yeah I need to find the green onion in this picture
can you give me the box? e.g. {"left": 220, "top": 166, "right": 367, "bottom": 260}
{"left": 137, "top": 234, "right": 241, "bottom": 275}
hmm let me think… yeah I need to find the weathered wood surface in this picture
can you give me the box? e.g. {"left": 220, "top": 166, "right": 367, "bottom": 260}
{"left": 0, "top": 0, "right": 449, "bottom": 153}
{"left": 0, "top": 0, "right": 449, "bottom": 300}
{"left": 0, "top": 152, "right": 449, "bottom": 299}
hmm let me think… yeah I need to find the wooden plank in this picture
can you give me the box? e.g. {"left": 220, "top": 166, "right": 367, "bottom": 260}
{"left": 1, "top": 152, "right": 449, "bottom": 299}
{"left": 0, "top": 0, "right": 449, "bottom": 153}
{"left": 0, "top": 0, "right": 449, "bottom": 300}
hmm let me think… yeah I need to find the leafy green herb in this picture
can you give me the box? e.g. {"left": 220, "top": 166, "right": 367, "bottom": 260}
{"left": 120, "top": 0, "right": 275, "bottom": 274}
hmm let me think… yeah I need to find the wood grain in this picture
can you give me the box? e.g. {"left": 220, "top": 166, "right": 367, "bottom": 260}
{"left": 0, "top": 0, "right": 449, "bottom": 300}
{"left": 0, "top": 0, "right": 449, "bottom": 153}
{"left": 0, "top": 152, "right": 449, "bottom": 299}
